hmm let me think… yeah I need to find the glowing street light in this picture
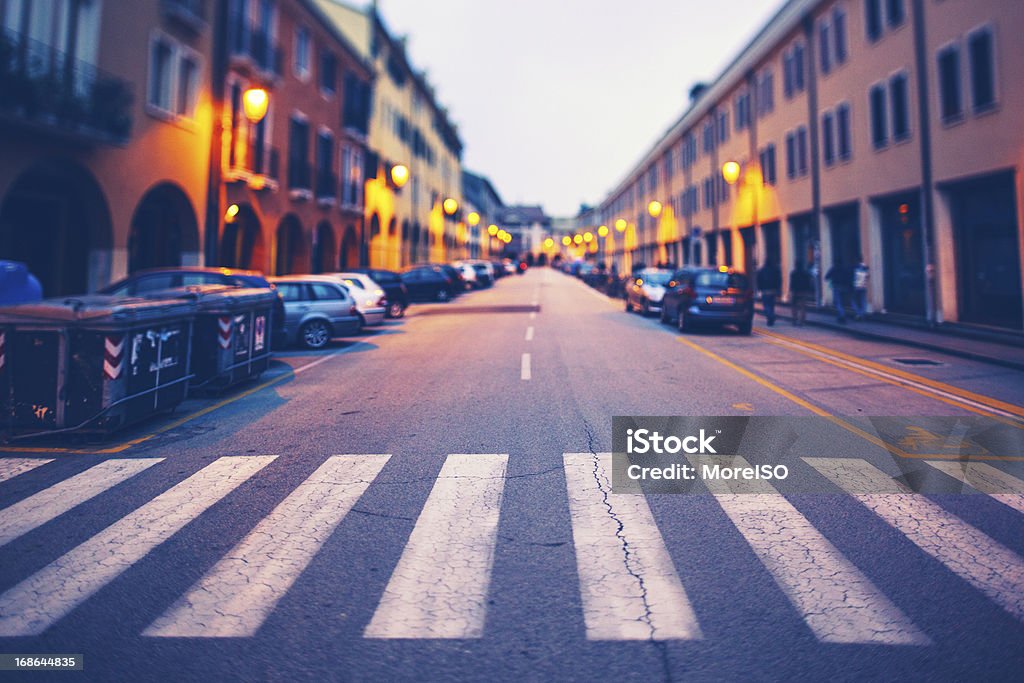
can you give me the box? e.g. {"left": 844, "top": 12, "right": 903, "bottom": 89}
{"left": 242, "top": 87, "right": 269, "bottom": 123}
{"left": 544, "top": 237, "right": 554, "bottom": 248}
{"left": 488, "top": 224, "right": 499, "bottom": 236}
{"left": 647, "top": 200, "right": 662, "bottom": 218}
{"left": 583, "top": 232, "right": 593, "bottom": 243}
{"left": 390, "top": 164, "right": 409, "bottom": 188}
{"left": 573, "top": 234, "right": 583, "bottom": 245}
{"left": 467, "top": 211, "right": 480, "bottom": 226}
{"left": 722, "top": 160, "right": 741, "bottom": 185}
{"left": 598, "top": 225, "right": 608, "bottom": 237}
{"left": 561, "top": 236, "right": 572, "bottom": 246}
{"left": 615, "top": 218, "right": 627, "bottom": 232}
{"left": 224, "top": 204, "right": 240, "bottom": 223}
{"left": 443, "top": 198, "right": 459, "bottom": 215}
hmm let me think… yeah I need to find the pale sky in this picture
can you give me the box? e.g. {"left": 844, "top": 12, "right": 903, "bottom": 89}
{"left": 373, "top": 0, "right": 785, "bottom": 217}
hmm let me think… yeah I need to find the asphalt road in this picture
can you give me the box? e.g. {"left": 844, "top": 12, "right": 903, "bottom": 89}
{"left": 1, "top": 268, "right": 1023, "bottom": 681}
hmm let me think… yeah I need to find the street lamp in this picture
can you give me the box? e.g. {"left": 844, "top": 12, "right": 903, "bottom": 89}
{"left": 488, "top": 224, "right": 498, "bottom": 236}
{"left": 598, "top": 225, "right": 608, "bottom": 237}
{"left": 242, "top": 87, "right": 269, "bottom": 123}
{"left": 722, "top": 160, "right": 741, "bottom": 186}
{"left": 615, "top": 218, "right": 627, "bottom": 232}
{"left": 647, "top": 200, "right": 662, "bottom": 218}
{"left": 561, "top": 236, "right": 572, "bottom": 246}
{"left": 467, "top": 211, "right": 480, "bottom": 226}
{"left": 583, "top": 232, "right": 593, "bottom": 243}
{"left": 443, "top": 198, "right": 459, "bottom": 215}
{"left": 224, "top": 203, "right": 240, "bottom": 223}
{"left": 390, "top": 164, "right": 409, "bottom": 188}
{"left": 573, "top": 234, "right": 583, "bottom": 245}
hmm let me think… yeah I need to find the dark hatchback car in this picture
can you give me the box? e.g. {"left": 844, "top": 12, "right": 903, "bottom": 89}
{"left": 344, "top": 267, "right": 409, "bottom": 318}
{"left": 659, "top": 267, "right": 754, "bottom": 334}
{"left": 100, "top": 267, "right": 287, "bottom": 344}
{"left": 402, "top": 265, "right": 458, "bottom": 302}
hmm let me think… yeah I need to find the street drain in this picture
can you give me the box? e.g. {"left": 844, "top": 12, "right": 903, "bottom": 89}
{"left": 892, "top": 357, "right": 943, "bottom": 367}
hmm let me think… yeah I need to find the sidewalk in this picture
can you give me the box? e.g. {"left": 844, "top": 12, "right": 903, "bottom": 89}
{"left": 761, "top": 303, "right": 1024, "bottom": 371}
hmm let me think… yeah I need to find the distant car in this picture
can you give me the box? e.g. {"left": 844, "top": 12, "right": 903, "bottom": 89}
{"left": 625, "top": 268, "right": 673, "bottom": 316}
{"left": 659, "top": 267, "right": 754, "bottom": 334}
{"left": 502, "top": 259, "right": 517, "bottom": 275}
{"left": 344, "top": 268, "right": 409, "bottom": 318}
{"left": 267, "top": 275, "right": 362, "bottom": 349}
{"left": 455, "top": 262, "right": 478, "bottom": 289}
{"left": 402, "top": 265, "right": 457, "bottom": 302}
{"left": 471, "top": 263, "right": 493, "bottom": 287}
{"left": 101, "top": 266, "right": 286, "bottom": 346}
{"left": 330, "top": 272, "right": 388, "bottom": 327}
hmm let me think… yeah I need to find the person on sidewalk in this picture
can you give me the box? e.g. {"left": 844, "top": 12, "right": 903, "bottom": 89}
{"left": 826, "top": 258, "right": 852, "bottom": 324}
{"left": 852, "top": 256, "right": 870, "bottom": 321}
{"left": 757, "top": 260, "right": 783, "bottom": 326}
{"left": 789, "top": 262, "right": 814, "bottom": 326}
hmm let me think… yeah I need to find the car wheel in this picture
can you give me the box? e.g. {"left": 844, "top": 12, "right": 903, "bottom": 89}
{"left": 738, "top": 319, "right": 753, "bottom": 335}
{"left": 641, "top": 300, "right": 650, "bottom": 317}
{"left": 625, "top": 298, "right": 633, "bottom": 313}
{"left": 659, "top": 305, "right": 669, "bottom": 325}
{"left": 300, "top": 320, "right": 331, "bottom": 349}
{"left": 677, "top": 308, "right": 690, "bottom": 333}
{"left": 437, "top": 288, "right": 451, "bottom": 302}
{"left": 387, "top": 301, "right": 405, "bottom": 318}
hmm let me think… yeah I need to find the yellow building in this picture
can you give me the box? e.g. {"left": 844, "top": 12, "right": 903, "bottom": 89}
{"left": 313, "top": 0, "right": 465, "bottom": 270}
{"left": 598, "top": 0, "right": 1024, "bottom": 331}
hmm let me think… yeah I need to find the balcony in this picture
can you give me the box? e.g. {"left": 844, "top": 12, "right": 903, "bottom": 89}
{"left": 0, "top": 28, "right": 132, "bottom": 145}
{"left": 229, "top": 25, "right": 281, "bottom": 78}
{"left": 161, "top": 0, "right": 206, "bottom": 34}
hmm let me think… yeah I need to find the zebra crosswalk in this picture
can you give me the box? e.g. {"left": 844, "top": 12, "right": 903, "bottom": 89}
{"left": 0, "top": 452, "right": 1022, "bottom": 643}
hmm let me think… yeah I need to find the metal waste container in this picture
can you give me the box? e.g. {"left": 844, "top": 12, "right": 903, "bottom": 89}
{"left": 147, "top": 285, "right": 276, "bottom": 391}
{"left": 0, "top": 295, "right": 195, "bottom": 436}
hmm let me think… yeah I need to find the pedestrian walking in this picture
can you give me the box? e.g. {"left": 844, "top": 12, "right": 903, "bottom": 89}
{"left": 756, "top": 260, "right": 783, "bottom": 326}
{"left": 852, "top": 256, "right": 870, "bottom": 320}
{"left": 825, "top": 259, "right": 852, "bottom": 324}
{"left": 789, "top": 262, "right": 814, "bottom": 326}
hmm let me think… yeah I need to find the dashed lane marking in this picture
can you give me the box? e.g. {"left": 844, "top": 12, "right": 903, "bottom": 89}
{"left": 525, "top": 326, "right": 534, "bottom": 341}
{"left": 521, "top": 353, "right": 532, "bottom": 380}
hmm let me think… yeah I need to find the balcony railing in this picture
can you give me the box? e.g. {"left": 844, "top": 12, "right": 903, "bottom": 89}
{"left": 229, "top": 24, "right": 281, "bottom": 77}
{"left": 0, "top": 28, "right": 132, "bottom": 145}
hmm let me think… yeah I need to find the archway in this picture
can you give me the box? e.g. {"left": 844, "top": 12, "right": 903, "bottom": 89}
{"left": 220, "top": 204, "right": 265, "bottom": 271}
{"left": 0, "top": 160, "right": 112, "bottom": 296}
{"left": 312, "top": 221, "right": 336, "bottom": 274}
{"left": 275, "top": 214, "right": 308, "bottom": 274}
{"left": 128, "top": 182, "right": 199, "bottom": 273}
{"left": 339, "top": 225, "right": 359, "bottom": 269}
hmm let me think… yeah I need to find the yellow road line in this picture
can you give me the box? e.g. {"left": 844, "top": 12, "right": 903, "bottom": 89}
{"left": 676, "top": 335, "right": 1024, "bottom": 461}
{"left": 756, "top": 328, "right": 1024, "bottom": 418}
{"left": 757, "top": 333, "right": 1024, "bottom": 429}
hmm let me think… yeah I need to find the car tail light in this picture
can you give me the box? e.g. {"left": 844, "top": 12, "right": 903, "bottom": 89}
{"left": 377, "top": 296, "right": 387, "bottom": 307}
{"left": 349, "top": 305, "right": 358, "bottom": 315}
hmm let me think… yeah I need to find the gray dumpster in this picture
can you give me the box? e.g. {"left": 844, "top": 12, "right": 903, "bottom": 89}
{"left": 0, "top": 295, "right": 195, "bottom": 435}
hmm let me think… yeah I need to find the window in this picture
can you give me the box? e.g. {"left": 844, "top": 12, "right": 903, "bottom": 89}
{"left": 703, "top": 177, "right": 714, "bottom": 209}
{"left": 648, "top": 164, "right": 658, "bottom": 190}
{"left": 735, "top": 92, "right": 751, "bottom": 131}
{"left": 759, "top": 144, "right": 777, "bottom": 186}
{"left": 870, "top": 84, "right": 888, "bottom": 148}
{"left": 968, "top": 28, "right": 996, "bottom": 113}
{"left": 819, "top": 20, "right": 832, "bottom": 75}
{"left": 937, "top": 45, "right": 962, "bottom": 122}
{"left": 757, "top": 70, "right": 774, "bottom": 116}
{"left": 176, "top": 55, "right": 198, "bottom": 116}
{"left": 833, "top": 8, "right": 848, "bottom": 64}
{"left": 663, "top": 150, "right": 673, "bottom": 181}
{"left": 890, "top": 73, "right": 910, "bottom": 141}
{"left": 149, "top": 37, "right": 174, "bottom": 112}
{"left": 277, "top": 283, "right": 308, "bottom": 302}
{"left": 785, "top": 132, "right": 796, "bottom": 179}
{"left": 320, "top": 50, "right": 337, "bottom": 95}
{"left": 784, "top": 42, "right": 806, "bottom": 98}
{"left": 796, "top": 126, "right": 808, "bottom": 176}
{"left": 703, "top": 121, "right": 715, "bottom": 152}
{"left": 866, "top": 0, "right": 882, "bottom": 42}
{"left": 315, "top": 130, "right": 334, "bottom": 199}
{"left": 837, "top": 103, "right": 851, "bottom": 160}
{"left": 311, "top": 284, "right": 344, "bottom": 300}
{"left": 886, "top": 0, "right": 905, "bottom": 28}
{"left": 717, "top": 110, "right": 729, "bottom": 143}
{"left": 717, "top": 175, "right": 730, "bottom": 204}
{"left": 294, "top": 27, "right": 310, "bottom": 80}
{"left": 822, "top": 111, "right": 835, "bottom": 166}
{"left": 148, "top": 33, "right": 200, "bottom": 119}
{"left": 288, "top": 115, "right": 310, "bottom": 190}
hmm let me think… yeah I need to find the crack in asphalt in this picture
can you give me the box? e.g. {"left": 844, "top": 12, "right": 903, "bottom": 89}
{"left": 581, "top": 419, "right": 674, "bottom": 683}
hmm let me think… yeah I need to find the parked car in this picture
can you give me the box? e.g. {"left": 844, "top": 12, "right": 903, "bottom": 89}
{"left": 625, "top": 268, "right": 673, "bottom": 316}
{"left": 455, "top": 262, "right": 479, "bottom": 289}
{"left": 659, "top": 267, "right": 754, "bottom": 334}
{"left": 330, "top": 272, "right": 387, "bottom": 327}
{"left": 471, "top": 263, "right": 493, "bottom": 287}
{"left": 342, "top": 268, "right": 408, "bottom": 318}
{"left": 491, "top": 261, "right": 507, "bottom": 279}
{"left": 402, "top": 265, "right": 457, "bottom": 302}
{"left": 101, "top": 266, "right": 286, "bottom": 347}
{"left": 432, "top": 263, "right": 465, "bottom": 293}
{"left": 501, "top": 258, "right": 518, "bottom": 276}
{"left": 267, "top": 275, "right": 362, "bottom": 349}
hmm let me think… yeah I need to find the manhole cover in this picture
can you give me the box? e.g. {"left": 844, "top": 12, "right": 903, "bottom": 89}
{"left": 892, "top": 357, "right": 943, "bottom": 366}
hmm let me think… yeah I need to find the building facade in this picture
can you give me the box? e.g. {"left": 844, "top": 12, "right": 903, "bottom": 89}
{"left": 0, "top": 0, "right": 215, "bottom": 296}
{"left": 314, "top": 0, "right": 465, "bottom": 270}
{"left": 595, "top": 0, "right": 1024, "bottom": 331}
{"left": 461, "top": 169, "right": 504, "bottom": 259}
{"left": 214, "top": 0, "right": 373, "bottom": 276}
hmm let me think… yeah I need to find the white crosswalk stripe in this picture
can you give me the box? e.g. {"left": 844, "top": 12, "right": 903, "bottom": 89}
{"left": 0, "top": 458, "right": 163, "bottom": 548}
{"left": 690, "top": 455, "right": 928, "bottom": 645}
{"left": 924, "top": 460, "right": 1024, "bottom": 515}
{"left": 364, "top": 454, "right": 507, "bottom": 639}
{"left": 144, "top": 455, "right": 389, "bottom": 638}
{"left": 0, "top": 458, "right": 52, "bottom": 484}
{"left": 563, "top": 453, "right": 701, "bottom": 641}
{"left": 805, "top": 457, "right": 1024, "bottom": 623}
{"left": 0, "top": 456, "right": 275, "bottom": 636}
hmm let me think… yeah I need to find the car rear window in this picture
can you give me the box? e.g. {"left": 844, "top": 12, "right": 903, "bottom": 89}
{"left": 640, "top": 271, "right": 672, "bottom": 285}
{"left": 343, "top": 278, "right": 365, "bottom": 290}
{"left": 695, "top": 272, "right": 749, "bottom": 289}
{"left": 311, "top": 283, "right": 345, "bottom": 300}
